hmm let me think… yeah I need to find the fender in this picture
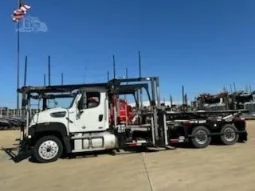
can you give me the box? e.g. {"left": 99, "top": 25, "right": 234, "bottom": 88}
{"left": 28, "top": 122, "right": 71, "bottom": 153}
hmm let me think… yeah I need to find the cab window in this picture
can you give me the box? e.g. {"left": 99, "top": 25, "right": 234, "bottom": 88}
{"left": 81, "top": 92, "right": 100, "bottom": 109}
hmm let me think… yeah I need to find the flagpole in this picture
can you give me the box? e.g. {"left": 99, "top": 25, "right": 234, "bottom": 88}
{"left": 16, "top": 0, "right": 21, "bottom": 112}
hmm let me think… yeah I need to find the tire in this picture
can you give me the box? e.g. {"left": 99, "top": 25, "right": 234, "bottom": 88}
{"left": 33, "top": 135, "right": 63, "bottom": 163}
{"left": 220, "top": 124, "right": 239, "bottom": 145}
{"left": 191, "top": 126, "right": 211, "bottom": 148}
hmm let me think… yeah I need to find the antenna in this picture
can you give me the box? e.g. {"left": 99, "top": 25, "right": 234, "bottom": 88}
{"left": 113, "top": 55, "right": 116, "bottom": 79}
{"left": 24, "top": 56, "right": 27, "bottom": 86}
{"left": 230, "top": 84, "right": 233, "bottom": 93}
{"left": 249, "top": 85, "right": 252, "bottom": 93}
{"left": 48, "top": 56, "right": 51, "bottom": 86}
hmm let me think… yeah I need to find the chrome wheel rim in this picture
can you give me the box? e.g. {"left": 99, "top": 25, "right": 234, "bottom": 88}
{"left": 223, "top": 127, "right": 236, "bottom": 142}
{"left": 194, "top": 130, "right": 208, "bottom": 144}
{"left": 38, "top": 140, "right": 59, "bottom": 160}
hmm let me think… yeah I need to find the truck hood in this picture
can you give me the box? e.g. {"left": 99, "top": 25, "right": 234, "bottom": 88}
{"left": 30, "top": 107, "right": 67, "bottom": 126}
{"left": 40, "top": 107, "right": 66, "bottom": 114}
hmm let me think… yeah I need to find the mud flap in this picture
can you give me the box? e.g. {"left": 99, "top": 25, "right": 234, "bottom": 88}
{"left": 238, "top": 131, "right": 248, "bottom": 142}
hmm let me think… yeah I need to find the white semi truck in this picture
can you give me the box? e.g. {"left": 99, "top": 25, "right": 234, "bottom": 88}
{"left": 17, "top": 77, "right": 248, "bottom": 163}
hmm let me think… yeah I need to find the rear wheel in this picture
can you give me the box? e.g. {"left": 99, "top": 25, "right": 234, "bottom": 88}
{"left": 191, "top": 126, "right": 211, "bottom": 148}
{"left": 33, "top": 135, "right": 63, "bottom": 163}
{"left": 220, "top": 124, "right": 239, "bottom": 145}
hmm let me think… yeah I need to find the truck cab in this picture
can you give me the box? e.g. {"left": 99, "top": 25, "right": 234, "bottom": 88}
{"left": 19, "top": 78, "right": 161, "bottom": 163}
{"left": 26, "top": 87, "right": 108, "bottom": 133}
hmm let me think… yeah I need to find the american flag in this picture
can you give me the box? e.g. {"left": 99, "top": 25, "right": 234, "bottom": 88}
{"left": 12, "top": 1, "right": 31, "bottom": 22}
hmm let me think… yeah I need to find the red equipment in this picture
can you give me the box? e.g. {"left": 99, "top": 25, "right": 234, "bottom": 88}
{"left": 88, "top": 96, "right": 135, "bottom": 124}
{"left": 109, "top": 98, "right": 135, "bottom": 124}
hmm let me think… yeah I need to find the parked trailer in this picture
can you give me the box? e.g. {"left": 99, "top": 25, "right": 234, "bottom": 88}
{"left": 194, "top": 91, "right": 255, "bottom": 119}
{"left": 0, "top": 116, "right": 24, "bottom": 130}
{"left": 163, "top": 110, "right": 247, "bottom": 146}
{"left": 17, "top": 77, "right": 248, "bottom": 163}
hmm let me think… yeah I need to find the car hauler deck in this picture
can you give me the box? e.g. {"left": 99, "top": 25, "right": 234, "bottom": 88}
{"left": 17, "top": 77, "right": 248, "bottom": 163}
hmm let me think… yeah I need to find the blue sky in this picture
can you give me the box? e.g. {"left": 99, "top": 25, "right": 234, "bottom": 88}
{"left": 0, "top": 0, "right": 255, "bottom": 107}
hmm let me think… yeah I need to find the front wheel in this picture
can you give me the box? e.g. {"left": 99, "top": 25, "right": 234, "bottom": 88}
{"left": 191, "top": 126, "right": 211, "bottom": 148}
{"left": 33, "top": 136, "right": 63, "bottom": 163}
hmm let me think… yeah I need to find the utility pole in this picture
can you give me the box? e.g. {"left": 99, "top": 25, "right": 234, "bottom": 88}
{"left": 184, "top": 94, "right": 188, "bottom": 105}
{"left": 107, "top": 71, "right": 110, "bottom": 81}
{"left": 113, "top": 55, "right": 116, "bottom": 79}
{"left": 61, "top": 73, "right": 64, "bottom": 85}
{"left": 124, "top": 67, "right": 128, "bottom": 100}
{"left": 233, "top": 82, "right": 236, "bottom": 92}
{"left": 16, "top": 0, "right": 22, "bottom": 111}
{"left": 24, "top": 56, "right": 28, "bottom": 87}
{"left": 169, "top": 95, "right": 172, "bottom": 107}
{"left": 138, "top": 51, "right": 141, "bottom": 78}
{"left": 44, "top": 74, "right": 46, "bottom": 86}
{"left": 182, "top": 85, "right": 185, "bottom": 105}
{"left": 48, "top": 56, "right": 51, "bottom": 86}
{"left": 126, "top": 67, "right": 128, "bottom": 80}
{"left": 138, "top": 51, "right": 143, "bottom": 107}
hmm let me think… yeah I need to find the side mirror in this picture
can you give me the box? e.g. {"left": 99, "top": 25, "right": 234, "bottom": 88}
{"left": 77, "top": 99, "right": 83, "bottom": 111}
{"left": 77, "top": 92, "right": 87, "bottom": 112}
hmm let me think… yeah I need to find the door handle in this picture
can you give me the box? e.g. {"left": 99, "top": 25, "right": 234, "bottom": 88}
{"left": 99, "top": 114, "right": 103, "bottom": 121}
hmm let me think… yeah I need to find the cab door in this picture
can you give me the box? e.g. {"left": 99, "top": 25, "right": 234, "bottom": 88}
{"left": 68, "top": 88, "right": 108, "bottom": 133}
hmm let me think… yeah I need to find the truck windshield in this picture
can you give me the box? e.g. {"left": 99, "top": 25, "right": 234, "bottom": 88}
{"left": 46, "top": 97, "right": 75, "bottom": 109}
